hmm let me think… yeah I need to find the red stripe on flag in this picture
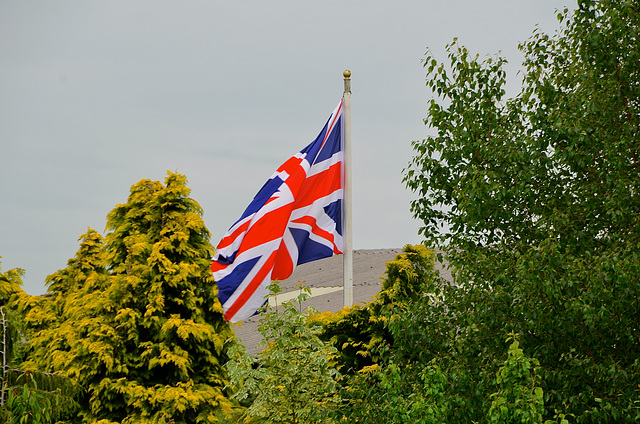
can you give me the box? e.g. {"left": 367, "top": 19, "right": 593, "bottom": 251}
{"left": 240, "top": 206, "right": 292, "bottom": 251}
{"left": 211, "top": 261, "right": 226, "bottom": 273}
{"left": 216, "top": 220, "right": 251, "bottom": 250}
{"left": 294, "top": 162, "right": 342, "bottom": 209}
{"left": 276, "top": 155, "right": 304, "bottom": 173}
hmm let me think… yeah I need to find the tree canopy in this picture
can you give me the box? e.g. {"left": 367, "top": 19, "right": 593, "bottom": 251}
{"left": 20, "top": 172, "right": 237, "bottom": 423}
{"left": 403, "top": 0, "right": 640, "bottom": 422}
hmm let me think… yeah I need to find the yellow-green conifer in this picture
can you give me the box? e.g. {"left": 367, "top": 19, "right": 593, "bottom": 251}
{"left": 23, "top": 172, "right": 236, "bottom": 423}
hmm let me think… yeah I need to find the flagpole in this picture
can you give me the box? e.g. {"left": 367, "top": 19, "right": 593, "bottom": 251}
{"left": 343, "top": 70, "right": 353, "bottom": 308}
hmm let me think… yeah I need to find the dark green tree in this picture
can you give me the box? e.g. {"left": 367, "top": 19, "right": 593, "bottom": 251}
{"left": 403, "top": 1, "right": 640, "bottom": 422}
{"left": 309, "top": 244, "right": 438, "bottom": 375}
{"left": 310, "top": 245, "right": 447, "bottom": 423}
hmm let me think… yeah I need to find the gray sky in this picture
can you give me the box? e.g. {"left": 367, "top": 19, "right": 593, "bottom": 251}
{"left": 1, "top": 1, "right": 570, "bottom": 295}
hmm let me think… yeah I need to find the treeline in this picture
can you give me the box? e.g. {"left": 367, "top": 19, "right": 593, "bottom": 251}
{"left": 2, "top": 0, "right": 640, "bottom": 422}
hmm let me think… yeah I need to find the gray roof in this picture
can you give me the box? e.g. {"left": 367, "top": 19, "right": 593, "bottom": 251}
{"left": 230, "top": 248, "right": 451, "bottom": 355}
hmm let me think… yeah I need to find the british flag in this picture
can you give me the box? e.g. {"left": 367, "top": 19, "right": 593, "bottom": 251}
{"left": 212, "top": 100, "right": 344, "bottom": 322}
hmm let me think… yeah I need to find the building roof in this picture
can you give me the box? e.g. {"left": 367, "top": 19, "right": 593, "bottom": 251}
{"left": 230, "top": 248, "right": 451, "bottom": 355}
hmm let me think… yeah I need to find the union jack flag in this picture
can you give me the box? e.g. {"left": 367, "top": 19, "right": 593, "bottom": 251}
{"left": 212, "top": 100, "right": 344, "bottom": 322}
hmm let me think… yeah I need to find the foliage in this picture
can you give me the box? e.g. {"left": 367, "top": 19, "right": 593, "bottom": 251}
{"left": 0, "top": 259, "right": 34, "bottom": 368}
{"left": 339, "top": 359, "right": 449, "bottom": 424}
{"left": 6, "top": 382, "right": 52, "bottom": 424}
{"left": 20, "top": 228, "right": 107, "bottom": 363}
{"left": 2, "top": 369, "right": 82, "bottom": 424}
{"left": 403, "top": 1, "right": 640, "bottom": 422}
{"left": 11, "top": 230, "right": 107, "bottom": 423}
{"left": 226, "top": 282, "right": 340, "bottom": 424}
{"left": 308, "top": 245, "right": 452, "bottom": 423}
{"left": 0, "top": 259, "right": 25, "bottom": 307}
{"left": 0, "top": 261, "right": 28, "bottom": 372}
{"left": 487, "top": 337, "right": 545, "bottom": 424}
{"left": 19, "top": 171, "right": 237, "bottom": 423}
{"left": 1, "top": 262, "right": 80, "bottom": 423}
{"left": 308, "top": 244, "right": 438, "bottom": 374}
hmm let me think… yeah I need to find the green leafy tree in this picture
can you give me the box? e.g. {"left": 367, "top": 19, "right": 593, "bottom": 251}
{"left": 403, "top": 1, "right": 640, "bottom": 422}
{"left": 21, "top": 172, "right": 237, "bottom": 423}
{"left": 339, "top": 359, "right": 449, "bottom": 424}
{"left": 309, "top": 244, "right": 438, "bottom": 374}
{"left": 487, "top": 338, "right": 545, "bottom": 424}
{"left": 226, "top": 283, "right": 340, "bottom": 424}
{"left": 6, "top": 381, "right": 52, "bottom": 424}
{"left": 311, "top": 245, "right": 447, "bottom": 423}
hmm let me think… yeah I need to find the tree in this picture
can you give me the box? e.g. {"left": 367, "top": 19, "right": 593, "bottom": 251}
{"left": 1, "top": 261, "right": 81, "bottom": 423}
{"left": 21, "top": 172, "right": 237, "bottom": 423}
{"left": 0, "top": 260, "right": 24, "bottom": 307}
{"left": 18, "top": 229, "right": 105, "bottom": 423}
{"left": 5, "top": 379, "right": 52, "bottom": 424}
{"left": 0, "top": 259, "right": 27, "bottom": 372}
{"left": 0, "top": 260, "right": 27, "bottom": 423}
{"left": 338, "top": 357, "right": 449, "bottom": 424}
{"left": 487, "top": 338, "right": 545, "bottom": 424}
{"left": 309, "top": 245, "right": 447, "bottom": 423}
{"left": 309, "top": 244, "right": 438, "bottom": 375}
{"left": 226, "top": 283, "right": 341, "bottom": 424}
{"left": 403, "top": 1, "right": 640, "bottom": 422}
{"left": 21, "top": 228, "right": 107, "bottom": 364}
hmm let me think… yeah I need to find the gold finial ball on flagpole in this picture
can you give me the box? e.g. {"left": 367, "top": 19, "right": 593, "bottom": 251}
{"left": 343, "top": 70, "right": 351, "bottom": 79}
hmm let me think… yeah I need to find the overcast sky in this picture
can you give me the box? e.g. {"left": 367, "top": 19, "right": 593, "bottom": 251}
{"left": 1, "top": 1, "right": 571, "bottom": 295}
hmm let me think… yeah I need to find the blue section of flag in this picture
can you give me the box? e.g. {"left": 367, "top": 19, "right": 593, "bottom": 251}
{"left": 290, "top": 228, "right": 335, "bottom": 265}
{"left": 216, "top": 256, "right": 261, "bottom": 306}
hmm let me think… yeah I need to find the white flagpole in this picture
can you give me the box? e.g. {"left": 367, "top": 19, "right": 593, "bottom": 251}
{"left": 343, "top": 70, "right": 353, "bottom": 307}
